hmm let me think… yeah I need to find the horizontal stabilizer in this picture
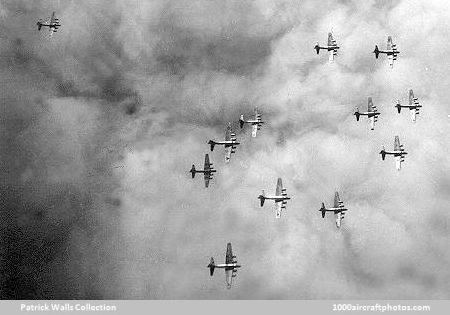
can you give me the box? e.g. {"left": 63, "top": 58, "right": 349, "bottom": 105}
{"left": 208, "top": 141, "right": 216, "bottom": 152}
{"left": 239, "top": 115, "right": 245, "bottom": 128}
{"left": 258, "top": 190, "right": 265, "bottom": 207}
{"left": 207, "top": 257, "right": 215, "bottom": 276}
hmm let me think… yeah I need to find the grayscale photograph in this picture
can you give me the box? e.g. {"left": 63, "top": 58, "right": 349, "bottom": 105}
{"left": 1, "top": 0, "right": 449, "bottom": 302}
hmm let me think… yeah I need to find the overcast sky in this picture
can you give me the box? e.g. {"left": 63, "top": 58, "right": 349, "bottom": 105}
{"left": 1, "top": 0, "right": 450, "bottom": 299}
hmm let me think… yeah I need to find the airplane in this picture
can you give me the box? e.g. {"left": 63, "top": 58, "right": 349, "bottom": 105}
{"left": 379, "top": 136, "right": 407, "bottom": 171}
{"left": 207, "top": 243, "right": 241, "bottom": 289}
{"left": 208, "top": 123, "right": 240, "bottom": 163}
{"left": 239, "top": 107, "right": 264, "bottom": 137}
{"left": 258, "top": 178, "right": 291, "bottom": 218}
{"left": 319, "top": 191, "right": 348, "bottom": 228}
{"left": 354, "top": 97, "right": 381, "bottom": 130}
{"left": 373, "top": 36, "right": 400, "bottom": 68}
{"left": 314, "top": 32, "right": 340, "bottom": 62}
{"left": 37, "top": 12, "right": 61, "bottom": 38}
{"left": 189, "top": 154, "right": 216, "bottom": 188}
{"left": 395, "top": 89, "right": 422, "bottom": 122}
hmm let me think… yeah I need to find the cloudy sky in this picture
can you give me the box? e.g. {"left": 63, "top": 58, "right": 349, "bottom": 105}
{"left": 1, "top": 0, "right": 450, "bottom": 299}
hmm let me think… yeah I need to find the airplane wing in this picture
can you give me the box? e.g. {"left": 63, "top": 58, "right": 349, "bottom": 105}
{"left": 251, "top": 124, "right": 258, "bottom": 137}
{"left": 225, "top": 243, "right": 233, "bottom": 264}
{"left": 48, "top": 12, "right": 57, "bottom": 38}
{"left": 409, "top": 89, "right": 420, "bottom": 106}
{"left": 368, "top": 98, "right": 376, "bottom": 129}
{"left": 368, "top": 97, "right": 374, "bottom": 112}
{"left": 334, "top": 191, "right": 340, "bottom": 208}
{"left": 274, "top": 178, "right": 283, "bottom": 218}
{"left": 410, "top": 108, "right": 417, "bottom": 122}
{"left": 370, "top": 116, "right": 375, "bottom": 130}
{"left": 328, "top": 32, "right": 338, "bottom": 62}
{"left": 328, "top": 32, "right": 334, "bottom": 46}
{"left": 204, "top": 154, "right": 210, "bottom": 171}
{"left": 225, "top": 123, "right": 231, "bottom": 141}
{"left": 225, "top": 269, "right": 232, "bottom": 289}
{"left": 387, "top": 36, "right": 393, "bottom": 50}
{"left": 335, "top": 211, "right": 342, "bottom": 228}
{"left": 255, "top": 108, "right": 262, "bottom": 122}
{"left": 409, "top": 89, "right": 419, "bottom": 121}
{"left": 225, "top": 146, "right": 231, "bottom": 163}
{"left": 395, "top": 155, "right": 402, "bottom": 170}
{"left": 388, "top": 54, "right": 394, "bottom": 67}
{"left": 328, "top": 50, "right": 335, "bottom": 62}
{"left": 204, "top": 174, "right": 210, "bottom": 188}
{"left": 225, "top": 268, "right": 237, "bottom": 289}
{"left": 204, "top": 154, "right": 211, "bottom": 187}
{"left": 394, "top": 136, "right": 400, "bottom": 151}
{"left": 252, "top": 107, "right": 262, "bottom": 137}
{"left": 50, "top": 12, "right": 56, "bottom": 24}
{"left": 409, "top": 89, "right": 414, "bottom": 105}
{"left": 275, "top": 178, "right": 282, "bottom": 196}
{"left": 386, "top": 36, "right": 394, "bottom": 67}
{"left": 275, "top": 201, "right": 282, "bottom": 218}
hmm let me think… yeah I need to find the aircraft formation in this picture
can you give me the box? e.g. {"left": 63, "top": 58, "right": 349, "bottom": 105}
{"left": 196, "top": 31, "right": 423, "bottom": 288}
{"left": 34, "top": 13, "right": 425, "bottom": 290}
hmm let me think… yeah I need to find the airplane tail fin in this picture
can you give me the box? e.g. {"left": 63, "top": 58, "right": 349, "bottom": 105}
{"left": 314, "top": 42, "right": 320, "bottom": 54}
{"left": 380, "top": 146, "right": 386, "bottom": 160}
{"left": 208, "top": 140, "right": 216, "bottom": 152}
{"left": 258, "top": 190, "right": 266, "bottom": 207}
{"left": 395, "top": 101, "right": 401, "bottom": 114}
{"left": 190, "top": 165, "right": 196, "bottom": 178}
{"left": 373, "top": 45, "right": 379, "bottom": 58}
{"left": 354, "top": 107, "right": 360, "bottom": 121}
{"left": 320, "top": 202, "right": 326, "bottom": 218}
{"left": 37, "top": 21, "right": 42, "bottom": 31}
{"left": 239, "top": 115, "right": 245, "bottom": 129}
{"left": 207, "top": 257, "right": 215, "bottom": 276}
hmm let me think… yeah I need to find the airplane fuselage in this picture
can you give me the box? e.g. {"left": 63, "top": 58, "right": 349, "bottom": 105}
{"left": 242, "top": 119, "right": 264, "bottom": 125}
{"left": 397, "top": 104, "right": 421, "bottom": 109}
{"left": 317, "top": 45, "right": 340, "bottom": 51}
{"left": 383, "top": 150, "right": 407, "bottom": 156}
{"left": 211, "top": 140, "right": 240, "bottom": 146}
{"left": 193, "top": 169, "right": 216, "bottom": 174}
{"left": 358, "top": 111, "right": 380, "bottom": 117}
{"left": 214, "top": 263, "right": 241, "bottom": 269}
{"left": 324, "top": 207, "right": 348, "bottom": 212}
{"left": 38, "top": 23, "right": 60, "bottom": 28}
{"left": 377, "top": 49, "right": 400, "bottom": 55}
{"left": 263, "top": 195, "right": 291, "bottom": 202}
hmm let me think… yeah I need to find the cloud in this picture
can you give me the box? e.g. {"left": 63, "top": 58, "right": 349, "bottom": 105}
{"left": 1, "top": 0, "right": 449, "bottom": 299}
